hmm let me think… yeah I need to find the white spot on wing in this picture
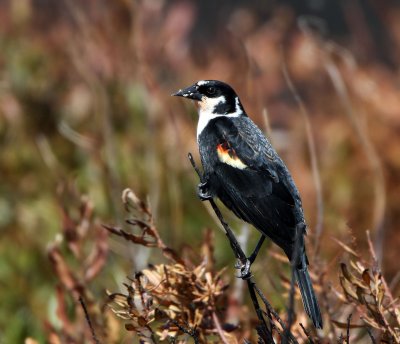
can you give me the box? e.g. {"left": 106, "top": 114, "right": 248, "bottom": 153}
{"left": 217, "top": 149, "right": 247, "bottom": 169}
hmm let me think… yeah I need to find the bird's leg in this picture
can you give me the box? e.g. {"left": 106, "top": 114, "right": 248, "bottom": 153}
{"left": 197, "top": 180, "right": 212, "bottom": 201}
{"left": 248, "top": 235, "right": 266, "bottom": 264}
{"left": 235, "top": 235, "right": 266, "bottom": 279}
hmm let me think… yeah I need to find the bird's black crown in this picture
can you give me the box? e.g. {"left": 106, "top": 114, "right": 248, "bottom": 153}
{"left": 196, "top": 80, "right": 237, "bottom": 99}
{"left": 173, "top": 80, "right": 244, "bottom": 115}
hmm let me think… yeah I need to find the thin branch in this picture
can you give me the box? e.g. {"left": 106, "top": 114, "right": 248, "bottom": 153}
{"left": 365, "top": 230, "right": 378, "bottom": 265}
{"left": 254, "top": 285, "right": 299, "bottom": 344}
{"left": 247, "top": 278, "right": 274, "bottom": 343}
{"left": 346, "top": 313, "right": 352, "bottom": 344}
{"left": 299, "top": 323, "right": 315, "bottom": 344}
{"left": 79, "top": 296, "right": 101, "bottom": 344}
{"left": 389, "top": 269, "right": 400, "bottom": 292}
{"left": 366, "top": 231, "right": 396, "bottom": 308}
{"left": 167, "top": 317, "right": 199, "bottom": 344}
{"left": 212, "top": 312, "right": 230, "bottom": 344}
{"left": 366, "top": 327, "right": 377, "bottom": 344}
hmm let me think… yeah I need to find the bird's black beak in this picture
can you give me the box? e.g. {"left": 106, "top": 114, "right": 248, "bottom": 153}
{"left": 171, "top": 84, "right": 202, "bottom": 101}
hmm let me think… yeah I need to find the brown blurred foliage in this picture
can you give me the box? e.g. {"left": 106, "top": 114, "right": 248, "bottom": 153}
{"left": 1, "top": 0, "right": 400, "bottom": 342}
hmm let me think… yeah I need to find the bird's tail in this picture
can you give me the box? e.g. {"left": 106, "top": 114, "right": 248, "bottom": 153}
{"left": 295, "top": 266, "right": 323, "bottom": 329}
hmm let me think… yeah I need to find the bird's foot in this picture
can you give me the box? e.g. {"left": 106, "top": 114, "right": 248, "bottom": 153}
{"left": 235, "top": 259, "right": 252, "bottom": 280}
{"left": 197, "top": 181, "right": 212, "bottom": 201}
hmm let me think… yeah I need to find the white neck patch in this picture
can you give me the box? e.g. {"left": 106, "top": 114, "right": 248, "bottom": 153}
{"left": 231, "top": 97, "right": 243, "bottom": 116}
{"left": 197, "top": 96, "right": 243, "bottom": 140}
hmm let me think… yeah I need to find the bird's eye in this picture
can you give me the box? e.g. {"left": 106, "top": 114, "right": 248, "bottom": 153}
{"left": 207, "top": 86, "right": 216, "bottom": 95}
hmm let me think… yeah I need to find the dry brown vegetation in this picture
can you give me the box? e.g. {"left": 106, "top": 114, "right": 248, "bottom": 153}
{"left": 1, "top": 1, "right": 400, "bottom": 343}
{"left": 36, "top": 188, "right": 399, "bottom": 343}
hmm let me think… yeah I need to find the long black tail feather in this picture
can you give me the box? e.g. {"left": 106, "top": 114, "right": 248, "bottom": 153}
{"left": 295, "top": 267, "right": 323, "bottom": 329}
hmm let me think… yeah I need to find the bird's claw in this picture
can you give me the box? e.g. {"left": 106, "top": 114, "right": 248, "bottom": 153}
{"left": 235, "top": 259, "right": 252, "bottom": 280}
{"left": 197, "top": 181, "right": 212, "bottom": 201}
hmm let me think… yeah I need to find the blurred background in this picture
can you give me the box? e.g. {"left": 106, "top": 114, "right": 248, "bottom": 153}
{"left": 1, "top": 0, "right": 400, "bottom": 342}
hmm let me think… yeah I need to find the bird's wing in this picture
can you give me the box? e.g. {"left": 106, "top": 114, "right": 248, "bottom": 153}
{"left": 212, "top": 118, "right": 299, "bottom": 251}
{"left": 214, "top": 118, "right": 281, "bottom": 182}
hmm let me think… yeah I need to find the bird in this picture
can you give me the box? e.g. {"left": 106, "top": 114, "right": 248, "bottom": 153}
{"left": 172, "top": 80, "right": 323, "bottom": 329}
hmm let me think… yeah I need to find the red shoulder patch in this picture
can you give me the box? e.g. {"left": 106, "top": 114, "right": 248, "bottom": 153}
{"left": 216, "top": 142, "right": 247, "bottom": 169}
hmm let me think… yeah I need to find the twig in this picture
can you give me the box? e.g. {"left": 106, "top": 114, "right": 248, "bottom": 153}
{"left": 247, "top": 278, "right": 274, "bottom": 343}
{"left": 299, "top": 323, "right": 315, "bottom": 344}
{"left": 366, "top": 327, "right": 377, "bottom": 344}
{"left": 346, "top": 313, "right": 352, "bottom": 344}
{"left": 365, "top": 230, "right": 378, "bottom": 266}
{"left": 212, "top": 312, "right": 230, "bottom": 344}
{"left": 79, "top": 296, "right": 101, "bottom": 344}
{"left": 232, "top": 224, "right": 250, "bottom": 306}
{"left": 168, "top": 318, "right": 199, "bottom": 344}
{"left": 366, "top": 230, "right": 396, "bottom": 304}
{"left": 389, "top": 269, "right": 400, "bottom": 292}
{"left": 254, "top": 285, "right": 299, "bottom": 344}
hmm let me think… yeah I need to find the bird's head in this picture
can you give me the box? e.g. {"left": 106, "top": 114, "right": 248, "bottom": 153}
{"left": 172, "top": 80, "right": 244, "bottom": 117}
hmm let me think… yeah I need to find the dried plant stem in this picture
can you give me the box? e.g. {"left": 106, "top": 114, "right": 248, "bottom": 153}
{"left": 366, "top": 231, "right": 396, "bottom": 305}
{"left": 79, "top": 296, "right": 101, "bottom": 344}
{"left": 281, "top": 60, "right": 324, "bottom": 260}
{"left": 324, "top": 55, "right": 386, "bottom": 264}
{"left": 254, "top": 286, "right": 298, "bottom": 344}
{"left": 366, "top": 327, "right": 377, "bottom": 344}
{"left": 300, "top": 323, "right": 315, "bottom": 343}
{"left": 212, "top": 312, "right": 230, "bottom": 344}
{"left": 232, "top": 225, "right": 250, "bottom": 305}
{"left": 168, "top": 318, "right": 199, "bottom": 344}
{"left": 346, "top": 313, "right": 352, "bottom": 344}
{"left": 389, "top": 270, "right": 400, "bottom": 293}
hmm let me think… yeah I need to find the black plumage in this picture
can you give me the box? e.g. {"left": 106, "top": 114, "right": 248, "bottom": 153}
{"left": 173, "top": 80, "right": 323, "bottom": 329}
{"left": 199, "top": 116, "right": 302, "bottom": 253}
